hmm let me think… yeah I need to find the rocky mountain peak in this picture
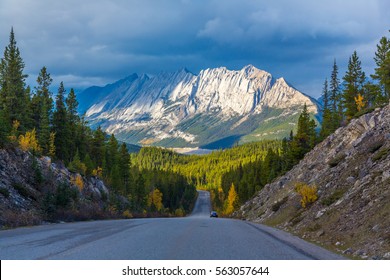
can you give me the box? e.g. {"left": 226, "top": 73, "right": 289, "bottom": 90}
{"left": 79, "top": 65, "right": 320, "bottom": 148}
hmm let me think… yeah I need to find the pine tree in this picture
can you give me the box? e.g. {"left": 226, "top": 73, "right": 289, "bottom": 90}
{"left": 291, "top": 104, "right": 317, "bottom": 160}
{"left": 329, "top": 60, "right": 342, "bottom": 128}
{"left": 65, "top": 88, "right": 79, "bottom": 160}
{"left": 320, "top": 78, "right": 333, "bottom": 140}
{"left": 52, "top": 82, "right": 69, "bottom": 161}
{"left": 119, "top": 143, "right": 131, "bottom": 195}
{"left": 0, "top": 28, "right": 29, "bottom": 130}
{"left": 342, "top": 51, "right": 366, "bottom": 120}
{"left": 371, "top": 34, "right": 390, "bottom": 105}
{"left": 0, "top": 109, "right": 10, "bottom": 147}
{"left": 92, "top": 126, "right": 106, "bottom": 168}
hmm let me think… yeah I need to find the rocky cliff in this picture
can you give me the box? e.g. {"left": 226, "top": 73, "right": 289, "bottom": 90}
{"left": 0, "top": 148, "right": 111, "bottom": 228}
{"left": 235, "top": 104, "right": 390, "bottom": 259}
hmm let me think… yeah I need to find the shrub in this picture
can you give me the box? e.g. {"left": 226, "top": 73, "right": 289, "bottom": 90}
{"left": 0, "top": 187, "right": 10, "bottom": 198}
{"left": 71, "top": 174, "right": 84, "bottom": 191}
{"left": 328, "top": 153, "right": 346, "bottom": 167}
{"left": 18, "top": 128, "right": 42, "bottom": 154}
{"left": 174, "top": 208, "right": 185, "bottom": 217}
{"left": 295, "top": 182, "right": 318, "bottom": 208}
{"left": 372, "top": 146, "right": 390, "bottom": 161}
{"left": 122, "top": 210, "right": 133, "bottom": 219}
{"left": 322, "top": 188, "right": 346, "bottom": 206}
{"left": 12, "top": 182, "right": 30, "bottom": 198}
{"left": 271, "top": 196, "right": 288, "bottom": 212}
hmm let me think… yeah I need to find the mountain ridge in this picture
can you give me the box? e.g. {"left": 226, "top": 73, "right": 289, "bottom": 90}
{"left": 79, "top": 65, "right": 320, "bottom": 148}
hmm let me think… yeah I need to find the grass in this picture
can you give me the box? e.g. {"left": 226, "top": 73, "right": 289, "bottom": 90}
{"left": 372, "top": 146, "right": 390, "bottom": 161}
{"left": 271, "top": 196, "right": 288, "bottom": 212}
{"left": 328, "top": 153, "right": 346, "bottom": 167}
{"left": 322, "top": 188, "right": 347, "bottom": 206}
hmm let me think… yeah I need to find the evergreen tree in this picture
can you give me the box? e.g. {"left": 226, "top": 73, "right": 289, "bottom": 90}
{"left": 38, "top": 100, "right": 51, "bottom": 153}
{"left": 65, "top": 88, "right": 79, "bottom": 160}
{"left": 91, "top": 126, "right": 106, "bottom": 167}
{"left": 32, "top": 67, "right": 53, "bottom": 153}
{"left": 371, "top": 34, "right": 390, "bottom": 105}
{"left": 320, "top": 79, "right": 333, "bottom": 140}
{"left": 52, "top": 82, "right": 69, "bottom": 161}
{"left": 0, "top": 28, "right": 29, "bottom": 130}
{"left": 329, "top": 59, "right": 342, "bottom": 128}
{"left": 119, "top": 143, "right": 132, "bottom": 195}
{"left": 291, "top": 104, "right": 316, "bottom": 160}
{"left": 0, "top": 109, "right": 10, "bottom": 147}
{"left": 134, "top": 173, "right": 147, "bottom": 211}
{"left": 342, "top": 51, "right": 366, "bottom": 120}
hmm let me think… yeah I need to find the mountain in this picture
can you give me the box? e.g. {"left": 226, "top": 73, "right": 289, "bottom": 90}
{"left": 235, "top": 103, "right": 390, "bottom": 259}
{"left": 79, "top": 65, "right": 319, "bottom": 148}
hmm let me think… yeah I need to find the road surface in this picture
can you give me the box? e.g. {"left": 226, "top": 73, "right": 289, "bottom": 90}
{"left": 0, "top": 191, "right": 344, "bottom": 259}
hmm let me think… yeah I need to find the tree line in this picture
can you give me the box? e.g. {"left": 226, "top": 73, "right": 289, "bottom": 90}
{"left": 320, "top": 31, "right": 390, "bottom": 139}
{"left": 0, "top": 28, "right": 196, "bottom": 217}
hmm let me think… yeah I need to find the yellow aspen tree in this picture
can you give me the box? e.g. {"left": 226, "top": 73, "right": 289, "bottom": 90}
{"left": 18, "top": 129, "right": 42, "bottom": 154}
{"left": 225, "top": 183, "right": 239, "bottom": 215}
{"left": 354, "top": 93, "right": 366, "bottom": 111}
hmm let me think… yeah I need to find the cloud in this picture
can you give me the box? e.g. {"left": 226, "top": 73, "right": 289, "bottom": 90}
{"left": 0, "top": 0, "right": 389, "bottom": 97}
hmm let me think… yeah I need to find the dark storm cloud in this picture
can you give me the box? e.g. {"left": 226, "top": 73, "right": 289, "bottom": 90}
{"left": 0, "top": 0, "right": 389, "bottom": 97}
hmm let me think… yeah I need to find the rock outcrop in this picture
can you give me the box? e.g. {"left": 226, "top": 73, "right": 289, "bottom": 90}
{"left": 235, "top": 104, "right": 390, "bottom": 259}
{"left": 0, "top": 148, "right": 110, "bottom": 228}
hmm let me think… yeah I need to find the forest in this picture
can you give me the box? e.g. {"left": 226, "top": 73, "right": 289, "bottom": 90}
{"left": 1, "top": 27, "right": 389, "bottom": 218}
{"left": 0, "top": 29, "right": 196, "bottom": 219}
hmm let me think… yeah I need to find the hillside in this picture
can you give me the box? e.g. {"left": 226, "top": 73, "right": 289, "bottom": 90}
{"left": 80, "top": 65, "right": 319, "bottom": 148}
{"left": 0, "top": 148, "right": 110, "bottom": 228}
{"left": 235, "top": 103, "right": 390, "bottom": 259}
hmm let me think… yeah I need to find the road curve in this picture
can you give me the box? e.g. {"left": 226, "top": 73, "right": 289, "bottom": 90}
{"left": 0, "top": 190, "right": 344, "bottom": 260}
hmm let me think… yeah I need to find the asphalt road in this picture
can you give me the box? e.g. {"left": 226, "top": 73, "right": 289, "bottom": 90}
{"left": 0, "top": 191, "right": 344, "bottom": 260}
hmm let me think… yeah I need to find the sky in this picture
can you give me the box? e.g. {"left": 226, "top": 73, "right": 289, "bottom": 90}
{"left": 1, "top": 0, "right": 389, "bottom": 98}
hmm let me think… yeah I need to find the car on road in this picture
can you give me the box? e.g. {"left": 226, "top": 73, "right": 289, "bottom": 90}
{"left": 210, "top": 211, "right": 218, "bottom": 218}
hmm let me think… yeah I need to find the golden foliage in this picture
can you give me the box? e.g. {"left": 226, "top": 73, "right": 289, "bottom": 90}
{"left": 174, "top": 208, "right": 185, "bottom": 217}
{"left": 8, "top": 120, "right": 20, "bottom": 142}
{"left": 71, "top": 174, "right": 84, "bottom": 191}
{"left": 122, "top": 210, "right": 133, "bottom": 219}
{"left": 18, "top": 128, "right": 42, "bottom": 154}
{"left": 354, "top": 93, "right": 366, "bottom": 112}
{"left": 92, "top": 167, "right": 103, "bottom": 178}
{"left": 225, "top": 183, "right": 239, "bottom": 215}
{"left": 295, "top": 182, "right": 318, "bottom": 208}
{"left": 147, "top": 189, "right": 163, "bottom": 212}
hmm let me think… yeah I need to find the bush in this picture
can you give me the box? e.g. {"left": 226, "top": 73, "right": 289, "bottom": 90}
{"left": 322, "top": 188, "right": 346, "bottom": 206}
{"left": 328, "top": 153, "right": 346, "bottom": 167}
{"left": 12, "top": 182, "right": 31, "bottom": 199}
{"left": 295, "top": 182, "right": 318, "bottom": 208}
{"left": 0, "top": 187, "right": 10, "bottom": 198}
{"left": 372, "top": 146, "right": 390, "bottom": 161}
{"left": 271, "top": 196, "right": 288, "bottom": 212}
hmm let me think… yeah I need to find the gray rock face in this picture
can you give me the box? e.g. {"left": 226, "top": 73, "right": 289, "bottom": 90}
{"left": 0, "top": 148, "right": 110, "bottom": 228}
{"left": 235, "top": 102, "right": 390, "bottom": 259}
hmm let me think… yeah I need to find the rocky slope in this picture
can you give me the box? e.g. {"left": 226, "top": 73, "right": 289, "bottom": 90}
{"left": 80, "top": 65, "right": 319, "bottom": 148}
{"left": 0, "top": 148, "right": 111, "bottom": 228}
{"left": 235, "top": 104, "right": 390, "bottom": 259}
